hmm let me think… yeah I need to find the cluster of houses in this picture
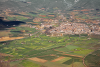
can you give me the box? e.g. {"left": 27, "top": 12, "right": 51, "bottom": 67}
{"left": 33, "top": 13, "right": 100, "bottom": 36}
{"left": 40, "top": 22, "right": 100, "bottom": 36}
{"left": 33, "top": 18, "right": 59, "bottom": 23}
{"left": 48, "top": 23, "right": 90, "bottom": 35}
{"left": 33, "top": 18, "right": 53, "bottom": 22}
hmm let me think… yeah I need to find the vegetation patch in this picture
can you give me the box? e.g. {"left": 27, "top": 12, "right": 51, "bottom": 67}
{"left": 37, "top": 55, "right": 57, "bottom": 61}
{"left": 74, "top": 49, "right": 94, "bottom": 56}
{"left": 20, "top": 60, "right": 41, "bottom": 67}
{"left": 84, "top": 50, "right": 100, "bottom": 67}
{"left": 63, "top": 58, "right": 83, "bottom": 65}
{"left": 55, "top": 45, "right": 79, "bottom": 52}
{"left": 67, "top": 62, "right": 85, "bottom": 67}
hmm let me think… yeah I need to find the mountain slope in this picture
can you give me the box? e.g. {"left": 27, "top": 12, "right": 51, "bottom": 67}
{"left": 0, "top": 0, "right": 79, "bottom": 12}
{"left": 0, "top": 0, "right": 100, "bottom": 12}
{"left": 73, "top": 0, "right": 100, "bottom": 9}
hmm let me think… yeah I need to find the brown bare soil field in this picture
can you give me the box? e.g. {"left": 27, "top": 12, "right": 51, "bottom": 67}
{"left": 64, "top": 54, "right": 83, "bottom": 58}
{"left": 0, "top": 53, "right": 13, "bottom": 57}
{"left": 51, "top": 56, "right": 65, "bottom": 62}
{"left": 28, "top": 57, "right": 47, "bottom": 63}
{"left": 0, "top": 37, "right": 24, "bottom": 42}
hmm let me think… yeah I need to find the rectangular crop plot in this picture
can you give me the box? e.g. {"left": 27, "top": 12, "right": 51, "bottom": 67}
{"left": 63, "top": 58, "right": 83, "bottom": 65}
{"left": 51, "top": 56, "right": 65, "bottom": 62}
{"left": 55, "top": 45, "right": 79, "bottom": 52}
{"left": 74, "top": 49, "right": 94, "bottom": 56}
{"left": 37, "top": 55, "right": 57, "bottom": 61}
{"left": 28, "top": 57, "right": 47, "bottom": 63}
{"left": 56, "top": 57, "right": 72, "bottom": 63}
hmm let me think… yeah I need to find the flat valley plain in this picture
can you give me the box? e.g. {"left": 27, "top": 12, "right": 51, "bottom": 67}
{"left": 0, "top": 10, "right": 100, "bottom": 67}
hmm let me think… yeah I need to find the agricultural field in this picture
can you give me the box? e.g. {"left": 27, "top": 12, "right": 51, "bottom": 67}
{"left": 0, "top": 10, "right": 100, "bottom": 67}
{"left": 10, "top": 26, "right": 37, "bottom": 37}
{"left": 0, "top": 31, "right": 100, "bottom": 67}
{"left": 10, "top": 60, "right": 42, "bottom": 67}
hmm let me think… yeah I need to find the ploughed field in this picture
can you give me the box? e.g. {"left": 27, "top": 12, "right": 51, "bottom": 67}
{"left": 0, "top": 32, "right": 100, "bottom": 67}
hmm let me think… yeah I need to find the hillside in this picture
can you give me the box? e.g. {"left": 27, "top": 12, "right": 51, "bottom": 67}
{"left": 72, "top": 0, "right": 100, "bottom": 10}
{"left": 1, "top": 0, "right": 100, "bottom": 12}
{"left": 0, "top": 0, "right": 79, "bottom": 12}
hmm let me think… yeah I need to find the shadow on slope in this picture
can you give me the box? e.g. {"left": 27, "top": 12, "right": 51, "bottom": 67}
{"left": 0, "top": 17, "right": 26, "bottom": 30}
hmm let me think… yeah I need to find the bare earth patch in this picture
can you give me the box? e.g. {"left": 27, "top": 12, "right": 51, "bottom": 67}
{"left": 0, "top": 37, "right": 24, "bottom": 42}
{"left": 28, "top": 57, "right": 47, "bottom": 63}
{"left": 51, "top": 56, "right": 65, "bottom": 62}
{"left": 0, "top": 53, "right": 13, "bottom": 57}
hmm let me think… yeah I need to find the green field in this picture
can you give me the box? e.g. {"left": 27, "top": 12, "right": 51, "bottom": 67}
{"left": 37, "top": 55, "right": 57, "bottom": 61}
{"left": 56, "top": 45, "right": 79, "bottom": 52}
{"left": 20, "top": 60, "right": 41, "bottom": 67}
{"left": 0, "top": 32, "right": 99, "bottom": 67}
{"left": 56, "top": 57, "right": 72, "bottom": 64}
{"left": 0, "top": 33, "right": 99, "bottom": 58}
{"left": 10, "top": 60, "right": 41, "bottom": 67}
{"left": 84, "top": 50, "right": 100, "bottom": 67}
